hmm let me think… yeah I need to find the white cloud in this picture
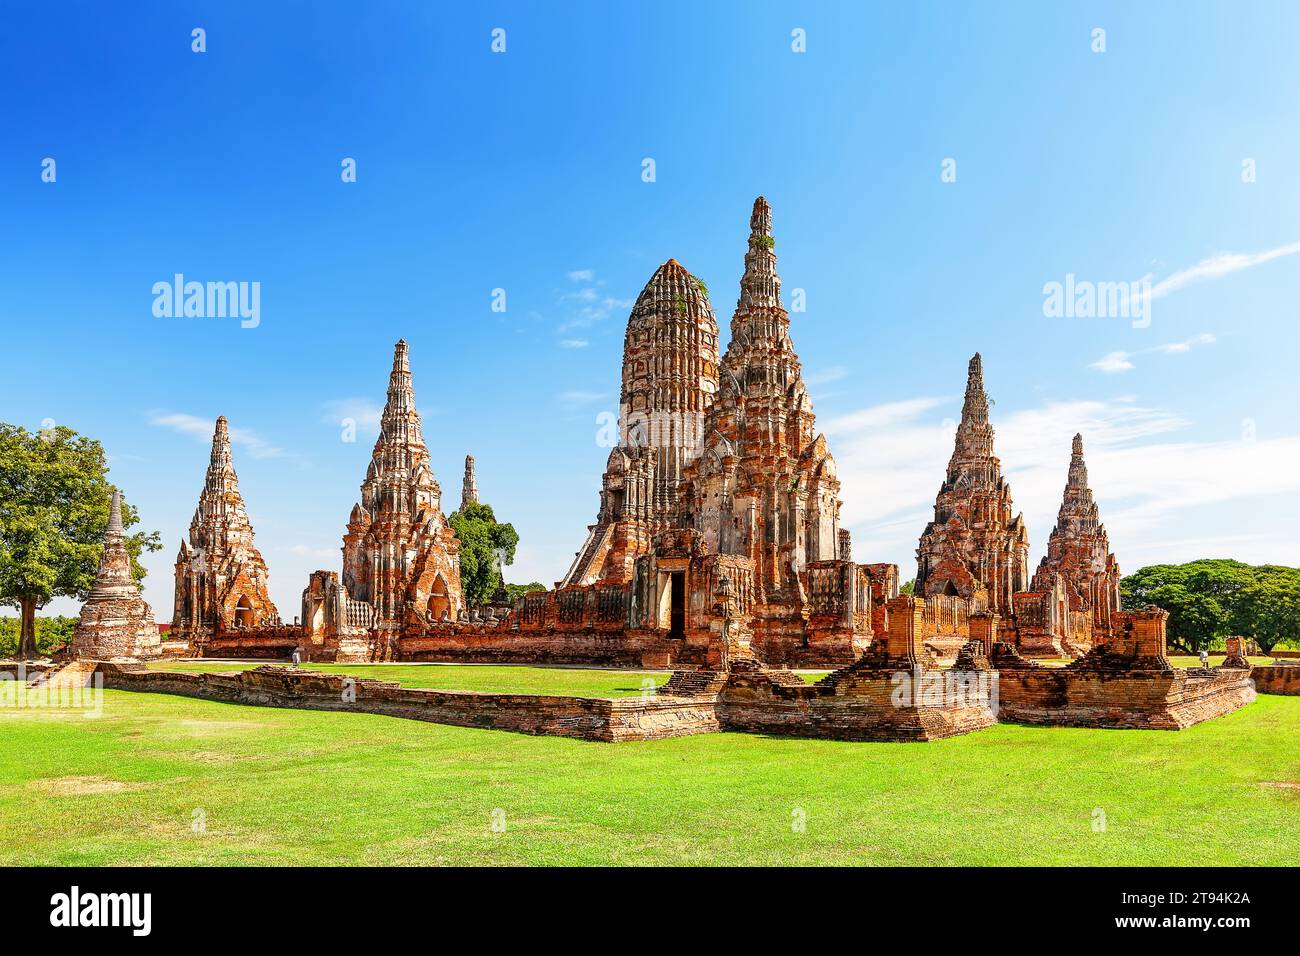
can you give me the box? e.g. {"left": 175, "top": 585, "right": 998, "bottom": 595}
{"left": 1089, "top": 351, "right": 1136, "bottom": 373}
{"left": 147, "top": 412, "right": 288, "bottom": 460}
{"left": 320, "top": 397, "right": 383, "bottom": 434}
{"left": 559, "top": 338, "right": 589, "bottom": 349}
{"left": 1145, "top": 240, "right": 1300, "bottom": 301}
{"left": 826, "top": 392, "right": 1300, "bottom": 577}
{"left": 557, "top": 389, "right": 608, "bottom": 407}
{"left": 284, "top": 544, "right": 337, "bottom": 560}
{"left": 1089, "top": 333, "right": 1215, "bottom": 374}
{"left": 556, "top": 269, "right": 632, "bottom": 333}
{"left": 805, "top": 366, "right": 849, "bottom": 387}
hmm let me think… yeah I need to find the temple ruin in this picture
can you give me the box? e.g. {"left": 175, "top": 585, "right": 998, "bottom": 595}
{"left": 303, "top": 339, "right": 464, "bottom": 662}
{"left": 915, "top": 352, "right": 1030, "bottom": 616}
{"left": 560, "top": 256, "right": 720, "bottom": 588}
{"left": 71, "top": 491, "right": 160, "bottom": 659}
{"left": 58, "top": 195, "right": 1261, "bottom": 738}
{"left": 172, "top": 416, "right": 291, "bottom": 656}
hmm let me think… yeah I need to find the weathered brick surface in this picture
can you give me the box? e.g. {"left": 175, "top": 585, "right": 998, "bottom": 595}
{"left": 995, "top": 662, "right": 1257, "bottom": 728}
{"left": 71, "top": 492, "right": 160, "bottom": 660}
{"left": 715, "top": 664, "right": 997, "bottom": 742}
{"left": 98, "top": 665, "right": 718, "bottom": 742}
{"left": 1252, "top": 664, "right": 1300, "bottom": 696}
{"left": 915, "top": 354, "right": 1029, "bottom": 616}
{"left": 172, "top": 416, "right": 283, "bottom": 652}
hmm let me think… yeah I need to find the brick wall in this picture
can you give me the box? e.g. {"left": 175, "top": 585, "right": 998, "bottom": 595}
{"left": 98, "top": 664, "right": 718, "bottom": 742}
{"left": 996, "top": 666, "right": 1257, "bottom": 728}
{"left": 1252, "top": 664, "right": 1300, "bottom": 696}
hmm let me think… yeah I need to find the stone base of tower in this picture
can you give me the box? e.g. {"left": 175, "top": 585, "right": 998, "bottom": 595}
{"left": 709, "top": 608, "right": 998, "bottom": 741}
{"left": 993, "top": 610, "right": 1257, "bottom": 729}
{"left": 70, "top": 602, "right": 161, "bottom": 661}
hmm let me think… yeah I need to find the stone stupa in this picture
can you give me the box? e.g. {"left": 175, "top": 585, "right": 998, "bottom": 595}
{"left": 71, "top": 490, "right": 161, "bottom": 659}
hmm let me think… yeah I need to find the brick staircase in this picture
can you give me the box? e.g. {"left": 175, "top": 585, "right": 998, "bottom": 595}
{"left": 27, "top": 660, "right": 100, "bottom": 689}
{"left": 658, "top": 669, "right": 728, "bottom": 698}
{"left": 560, "top": 525, "right": 612, "bottom": 588}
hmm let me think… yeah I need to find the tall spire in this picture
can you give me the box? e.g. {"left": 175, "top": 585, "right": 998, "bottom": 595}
{"left": 916, "top": 352, "right": 1029, "bottom": 614}
{"left": 681, "top": 195, "right": 843, "bottom": 586}
{"left": 950, "top": 352, "right": 994, "bottom": 463}
{"left": 1031, "top": 432, "right": 1121, "bottom": 636}
{"left": 962, "top": 353, "right": 989, "bottom": 425}
{"left": 737, "top": 196, "right": 782, "bottom": 314}
{"left": 385, "top": 339, "right": 416, "bottom": 419}
{"left": 461, "top": 454, "right": 478, "bottom": 510}
{"left": 341, "top": 340, "right": 462, "bottom": 623}
{"left": 106, "top": 489, "right": 124, "bottom": 537}
{"left": 1067, "top": 432, "right": 1088, "bottom": 490}
{"left": 188, "top": 416, "right": 250, "bottom": 543}
{"left": 91, "top": 489, "right": 134, "bottom": 593}
{"left": 363, "top": 339, "right": 437, "bottom": 514}
{"left": 173, "top": 415, "right": 280, "bottom": 644}
{"left": 1051, "top": 433, "right": 1102, "bottom": 535}
{"left": 72, "top": 487, "right": 159, "bottom": 659}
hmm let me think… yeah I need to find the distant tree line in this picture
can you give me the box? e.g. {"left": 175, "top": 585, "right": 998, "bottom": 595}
{"left": 0, "top": 615, "right": 78, "bottom": 657}
{"left": 1121, "top": 559, "right": 1300, "bottom": 654}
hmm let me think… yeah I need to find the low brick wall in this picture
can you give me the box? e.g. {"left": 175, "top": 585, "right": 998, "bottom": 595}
{"left": 395, "top": 630, "right": 655, "bottom": 667}
{"left": 1252, "top": 664, "right": 1300, "bottom": 696}
{"left": 715, "top": 665, "right": 997, "bottom": 742}
{"left": 0, "top": 661, "right": 54, "bottom": 679}
{"left": 997, "top": 666, "right": 1256, "bottom": 729}
{"left": 98, "top": 665, "right": 718, "bottom": 742}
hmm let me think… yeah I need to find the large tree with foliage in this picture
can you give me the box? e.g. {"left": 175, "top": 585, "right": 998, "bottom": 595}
{"left": 447, "top": 501, "right": 520, "bottom": 607}
{"left": 0, "top": 423, "right": 160, "bottom": 658}
{"left": 1121, "top": 559, "right": 1300, "bottom": 653}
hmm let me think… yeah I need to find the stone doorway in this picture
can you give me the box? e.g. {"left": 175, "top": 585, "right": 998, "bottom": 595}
{"left": 669, "top": 571, "right": 686, "bottom": 638}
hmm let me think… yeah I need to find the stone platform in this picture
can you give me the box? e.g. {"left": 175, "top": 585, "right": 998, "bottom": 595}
{"left": 1252, "top": 663, "right": 1300, "bottom": 696}
{"left": 96, "top": 664, "right": 718, "bottom": 743}
{"left": 992, "top": 640, "right": 1257, "bottom": 729}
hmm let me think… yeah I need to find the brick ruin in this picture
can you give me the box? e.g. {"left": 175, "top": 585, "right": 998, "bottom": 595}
{"left": 302, "top": 339, "right": 465, "bottom": 662}
{"left": 171, "top": 416, "right": 296, "bottom": 657}
{"left": 71, "top": 491, "right": 161, "bottom": 659}
{"left": 916, "top": 353, "right": 1030, "bottom": 617}
{"left": 559, "top": 256, "right": 720, "bottom": 588}
{"left": 61, "top": 196, "right": 1264, "bottom": 737}
{"left": 1020, "top": 433, "right": 1122, "bottom": 657}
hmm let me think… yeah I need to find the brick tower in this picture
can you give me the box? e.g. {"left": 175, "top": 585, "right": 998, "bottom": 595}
{"left": 341, "top": 341, "right": 462, "bottom": 635}
{"left": 915, "top": 353, "right": 1029, "bottom": 613}
{"left": 71, "top": 491, "right": 160, "bottom": 659}
{"left": 172, "top": 416, "right": 281, "bottom": 650}
{"left": 460, "top": 454, "right": 478, "bottom": 511}
{"left": 1031, "top": 433, "right": 1121, "bottom": 637}
{"left": 561, "top": 258, "right": 720, "bottom": 586}
{"left": 681, "top": 196, "right": 843, "bottom": 593}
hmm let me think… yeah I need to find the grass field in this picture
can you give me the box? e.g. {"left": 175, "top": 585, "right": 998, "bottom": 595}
{"left": 142, "top": 661, "right": 671, "bottom": 697}
{"left": 1, "top": 684, "right": 1295, "bottom": 866}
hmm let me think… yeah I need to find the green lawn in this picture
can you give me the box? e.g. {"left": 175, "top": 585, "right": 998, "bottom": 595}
{"left": 0, "top": 688, "right": 1295, "bottom": 866}
{"left": 143, "top": 661, "right": 669, "bottom": 697}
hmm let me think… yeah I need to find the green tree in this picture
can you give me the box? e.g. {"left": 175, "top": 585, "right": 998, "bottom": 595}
{"left": 1145, "top": 583, "right": 1227, "bottom": 654}
{"left": 503, "top": 582, "right": 547, "bottom": 603}
{"left": 899, "top": 579, "right": 916, "bottom": 595}
{"left": 0, "top": 614, "right": 78, "bottom": 657}
{"left": 447, "top": 501, "right": 520, "bottom": 607}
{"left": 1236, "top": 575, "right": 1300, "bottom": 653}
{"left": 0, "top": 423, "right": 160, "bottom": 658}
{"left": 1123, "top": 558, "right": 1300, "bottom": 653}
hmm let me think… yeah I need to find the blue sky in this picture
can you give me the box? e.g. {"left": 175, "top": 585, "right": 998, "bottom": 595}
{"left": 3, "top": 1, "right": 1298, "bottom": 619}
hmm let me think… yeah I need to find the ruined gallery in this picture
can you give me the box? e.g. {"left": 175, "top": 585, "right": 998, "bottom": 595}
{"left": 69, "top": 198, "right": 1258, "bottom": 740}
